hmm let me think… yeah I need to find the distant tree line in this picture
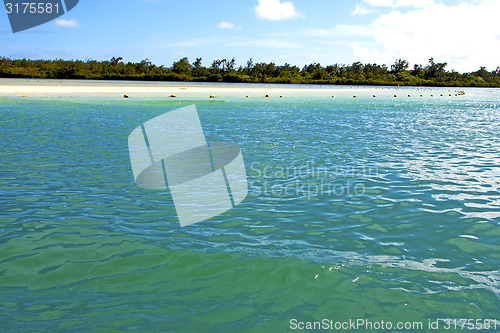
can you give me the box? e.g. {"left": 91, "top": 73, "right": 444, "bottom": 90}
{"left": 1, "top": 56, "right": 499, "bottom": 87}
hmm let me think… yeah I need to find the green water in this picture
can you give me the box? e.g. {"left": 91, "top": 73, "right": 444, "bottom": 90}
{"left": 1, "top": 86, "right": 499, "bottom": 332}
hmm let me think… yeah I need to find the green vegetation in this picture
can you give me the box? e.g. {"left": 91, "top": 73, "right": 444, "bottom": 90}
{"left": 1, "top": 56, "right": 499, "bottom": 87}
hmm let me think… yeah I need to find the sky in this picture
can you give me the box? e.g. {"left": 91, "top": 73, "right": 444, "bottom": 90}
{"left": 1, "top": 0, "right": 499, "bottom": 73}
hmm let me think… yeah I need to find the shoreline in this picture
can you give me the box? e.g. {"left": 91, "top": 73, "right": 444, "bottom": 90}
{"left": 0, "top": 78, "right": 474, "bottom": 99}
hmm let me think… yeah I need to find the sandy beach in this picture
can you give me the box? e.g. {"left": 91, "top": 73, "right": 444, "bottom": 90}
{"left": 0, "top": 78, "right": 465, "bottom": 99}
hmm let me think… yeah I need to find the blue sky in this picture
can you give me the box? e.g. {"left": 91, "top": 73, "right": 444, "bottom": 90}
{"left": 1, "top": 0, "right": 499, "bottom": 72}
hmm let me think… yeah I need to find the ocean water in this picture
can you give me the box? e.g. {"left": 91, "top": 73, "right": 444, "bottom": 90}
{"left": 1, "top": 85, "right": 499, "bottom": 332}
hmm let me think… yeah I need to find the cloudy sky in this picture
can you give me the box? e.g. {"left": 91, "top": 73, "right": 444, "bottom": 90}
{"left": 1, "top": 0, "right": 499, "bottom": 72}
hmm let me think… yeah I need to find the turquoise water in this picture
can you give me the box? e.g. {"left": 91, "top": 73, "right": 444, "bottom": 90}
{"left": 1, "top": 86, "right": 499, "bottom": 332}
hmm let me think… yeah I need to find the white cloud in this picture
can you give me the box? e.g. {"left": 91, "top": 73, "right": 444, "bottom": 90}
{"left": 218, "top": 21, "right": 235, "bottom": 29}
{"left": 352, "top": 0, "right": 500, "bottom": 72}
{"left": 254, "top": 0, "right": 302, "bottom": 21}
{"left": 54, "top": 18, "right": 79, "bottom": 28}
{"left": 362, "top": 0, "right": 435, "bottom": 8}
{"left": 363, "top": 0, "right": 393, "bottom": 7}
{"left": 352, "top": 5, "right": 373, "bottom": 15}
{"left": 393, "top": 0, "right": 435, "bottom": 8}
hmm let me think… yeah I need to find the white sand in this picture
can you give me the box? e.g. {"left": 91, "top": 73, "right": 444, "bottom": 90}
{"left": 0, "top": 78, "right": 461, "bottom": 99}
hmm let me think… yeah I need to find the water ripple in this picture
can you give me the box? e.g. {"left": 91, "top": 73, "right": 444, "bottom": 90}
{"left": 1, "top": 91, "right": 500, "bottom": 331}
